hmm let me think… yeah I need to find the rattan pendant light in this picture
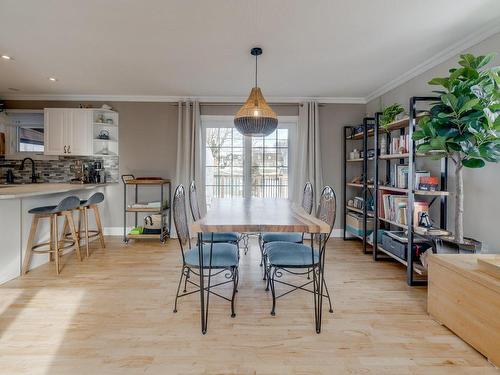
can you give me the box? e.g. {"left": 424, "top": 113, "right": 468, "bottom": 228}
{"left": 234, "top": 47, "right": 278, "bottom": 137}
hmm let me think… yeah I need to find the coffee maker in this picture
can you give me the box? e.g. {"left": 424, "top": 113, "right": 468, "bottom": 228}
{"left": 70, "top": 160, "right": 86, "bottom": 183}
{"left": 92, "top": 161, "right": 105, "bottom": 184}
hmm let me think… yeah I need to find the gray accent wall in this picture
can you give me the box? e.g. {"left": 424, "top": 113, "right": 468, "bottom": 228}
{"left": 366, "top": 32, "right": 500, "bottom": 252}
{"left": 4, "top": 100, "right": 365, "bottom": 231}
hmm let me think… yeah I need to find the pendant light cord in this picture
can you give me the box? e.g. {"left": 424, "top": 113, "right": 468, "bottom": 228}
{"left": 255, "top": 53, "right": 258, "bottom": 88}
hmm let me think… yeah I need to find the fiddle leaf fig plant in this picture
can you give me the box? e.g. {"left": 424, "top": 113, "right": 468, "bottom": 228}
{"left": 412, "top": 53, "right": 500, "bottom": 244}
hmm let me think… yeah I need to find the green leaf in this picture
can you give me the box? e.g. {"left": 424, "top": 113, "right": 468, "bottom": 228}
{"left": 462, "top": 158, "right": 486, "bottom": 168}
{"left": 428, "top": 77, "right": 449, "bottom": 88}
{"left": 430, "top": 137, "right": 447, "bottom": 150}
{"left": 441, "top": 93, "right": 458, "bottom": 111}
{"left": 476, "top": 53, "right": 496, "bottom": 69}
{"left": 446, "top": 142, "right": 463, "bottom": 152}
{"left": 449, "top": 68, "right": 464, "bottom": 83}
{"left": 459, "top": 54, "right": 476, "bottom": 68}
{"left": 459, "top": 98, "right": 480, "bottom": 115}
{"left": 416, "top": 143, "right": 433, "bottom": 153}
{"left": 412, "top": 130, "right": 427, "bottom": 141}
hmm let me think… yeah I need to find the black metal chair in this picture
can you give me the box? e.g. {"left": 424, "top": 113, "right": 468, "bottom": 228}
{"left": 172, "top": 185, "right": 239, "bottom": 333}
{"left": 264, "top": 186, "right": 336, "bottom": 333}
{"left": 259, "top": 182, "right": 314, "bottom": 268}
{"left": 188, "top": 181, "right": 243, "bottom": 250}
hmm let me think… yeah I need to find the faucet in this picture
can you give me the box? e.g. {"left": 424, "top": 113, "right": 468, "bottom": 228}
{"left": 20, "top": 158, "right": 39, "bottom": 183}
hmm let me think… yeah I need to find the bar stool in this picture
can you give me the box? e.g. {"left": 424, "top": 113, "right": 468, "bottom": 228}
{"left": 65, "top": 192, "right": 105, "bottom": 257}
{"left": 22, "top": 196, "right": 82, "bottom": 275}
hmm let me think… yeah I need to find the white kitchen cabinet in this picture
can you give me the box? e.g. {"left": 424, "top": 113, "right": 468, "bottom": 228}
{"left": 44, "top": 108, "right": 70, "bottom": 155}
{"left": 44, "top": 108, "right": 118, "bottom": 156}
{"left": 69, "top": 110, "right": 93, "bottom": 155}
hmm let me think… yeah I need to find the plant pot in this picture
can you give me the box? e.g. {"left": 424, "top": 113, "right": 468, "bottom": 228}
{"left": 435, "top": 236, "right": 482, "bottom": 254}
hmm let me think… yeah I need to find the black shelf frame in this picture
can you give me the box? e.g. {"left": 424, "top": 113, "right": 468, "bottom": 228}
{"left": 342, "top": 117, "right": 375, "bottom": 254}
{"left": 122, "top": 175, "right": 172, "bottom": 243}
{"left": 373, "top": 96, "right": 449, "bottom": 286}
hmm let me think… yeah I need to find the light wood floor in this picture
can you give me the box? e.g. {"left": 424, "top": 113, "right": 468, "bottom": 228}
{"left": 0, "top": 237, "right": 495, "bottom": 374}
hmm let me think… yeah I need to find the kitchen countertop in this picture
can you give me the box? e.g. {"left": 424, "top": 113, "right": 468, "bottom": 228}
{"left": 0, "top": 183, "right": 112, "bottom": 200}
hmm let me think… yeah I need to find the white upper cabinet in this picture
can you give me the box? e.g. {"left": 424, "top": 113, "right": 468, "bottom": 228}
{"left": 44, "top": 108, "right": 118, "bottom": 156}
{"left": 69, "top": 110, "right": 93, "bottom": 155}
{"left": 44, "top": 108, "right": 71, "bottom": 155}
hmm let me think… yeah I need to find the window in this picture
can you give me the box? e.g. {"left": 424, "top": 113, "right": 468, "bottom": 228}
{"left": 7, "top": 110, "right": 45, "bottom": 153}
{"left": 202, "top": 115, "right": 296, "bottom": 206}
{"left": 18, "top": 127, "right": 44, "bottom": 152}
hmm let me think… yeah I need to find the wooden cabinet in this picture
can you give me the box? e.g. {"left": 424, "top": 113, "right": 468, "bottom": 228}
{"left": 44, "top": 108, "right": 117, "bottom": 156}
{"left": 428, "top": 254, "right": 500, "bottom": 366}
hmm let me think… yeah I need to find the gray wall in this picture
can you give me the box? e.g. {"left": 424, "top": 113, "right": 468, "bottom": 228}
{"left": 5, "top": 100, "right": 365, "bottom": 231}
{"left": 319, "top": 104, "right": 366, "bottom": 230}
{"left": 366, "top": 32, "right": 500, "bottom": 252}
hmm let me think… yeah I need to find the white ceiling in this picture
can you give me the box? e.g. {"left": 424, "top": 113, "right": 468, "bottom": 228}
{"left": 1, "top": 0, "right": 500, "bottom": 102}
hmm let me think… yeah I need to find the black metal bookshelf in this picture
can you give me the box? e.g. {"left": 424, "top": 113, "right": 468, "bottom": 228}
{"left": 372, "top": 96, "right": 449, "bottom": 286}
{"left": 342, "top": 117, "right": 375, "bottom": 254}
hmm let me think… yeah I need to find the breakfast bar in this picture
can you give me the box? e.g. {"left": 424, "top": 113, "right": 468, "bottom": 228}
{"left": 0, "top": 183, "right": 108, "bottom": 284}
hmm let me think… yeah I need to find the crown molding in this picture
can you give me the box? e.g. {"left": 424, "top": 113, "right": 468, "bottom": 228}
{"left": 0, "top": 94, "right": 367, "bottom": 104}
{"left": 365, "top": 19, "right": 500, "bottom": 103}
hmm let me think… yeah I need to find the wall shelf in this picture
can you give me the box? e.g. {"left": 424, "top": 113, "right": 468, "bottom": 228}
{"left": 342, "top": 117, "right": 375, "bottom": 255}
{"left": 372, "top": 96, "right": 449, "bottom": 286}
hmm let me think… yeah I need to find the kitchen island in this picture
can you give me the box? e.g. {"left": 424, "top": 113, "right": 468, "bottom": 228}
{"left": 0, "top": 183, "right": 110, "bottom": 284}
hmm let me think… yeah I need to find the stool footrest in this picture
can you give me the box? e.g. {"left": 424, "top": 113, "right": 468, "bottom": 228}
{"left": 31, "top": 239, "right": 77, "bottom": 254}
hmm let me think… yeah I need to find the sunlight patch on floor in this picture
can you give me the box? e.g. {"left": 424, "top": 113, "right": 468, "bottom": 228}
{"left": 0, "top": 288, "right": 85, "bottom": 375}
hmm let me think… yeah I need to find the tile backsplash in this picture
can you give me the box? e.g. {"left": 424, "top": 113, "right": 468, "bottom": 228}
{"left": 0, "top": 156, "right": 119, "bottom": 184}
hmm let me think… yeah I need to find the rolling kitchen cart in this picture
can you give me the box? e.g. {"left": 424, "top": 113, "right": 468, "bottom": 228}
{"left": 122, "top": 175, "right": 172, "bottom": 243}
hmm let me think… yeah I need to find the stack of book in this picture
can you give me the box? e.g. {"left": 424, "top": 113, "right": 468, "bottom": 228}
{"left": 381, "top": 194, "right": 408, "bottom": 225}
{"left": 391, "top": 164, "right": 431, "bottom": 189}
{"left": 379, "top": 192, "right": 429, "bottom": 227}
{"left": 390, "top": 134, "right": 410, "bottom": 154}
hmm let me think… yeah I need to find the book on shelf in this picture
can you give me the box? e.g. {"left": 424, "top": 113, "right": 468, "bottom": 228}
{"left": 389, "top": 134, "right": 410, "bottom": 154}
{"left": 378, "top": 191, "right": 429, "bottom": 227}
{"left": 390, "top": 165, "right": 431, "bottom": 189}
{"left": 415, "top": 171, "right": 431, "bottom": 189}
{"left": 413, "top": 201, "right": 429, "bottom": 227}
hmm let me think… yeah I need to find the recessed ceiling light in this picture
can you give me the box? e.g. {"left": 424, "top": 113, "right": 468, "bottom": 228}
{"left": 1, "top": 55, "right": 13, "bottom": 60}
{"left": 48, "top": 77, "right": 58, "bottom": 82}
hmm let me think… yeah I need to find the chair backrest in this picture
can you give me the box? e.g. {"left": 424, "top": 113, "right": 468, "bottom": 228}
{"left": 316, "top": 186, "right": 337, "bottom": 243}
{"left": 54, "top": 196, "right": 81, "bottom": 212}
{"left": 172, "top": 185, "right": 191, "bottom": 254}
{"left": 301, "top": 182, "right": 314, "bottom": 214}
{"left": 85, "top": 192, "right": 105, "bottom": 206}
{"left": 188, "top": 181, "right": 202, "bottom": 221}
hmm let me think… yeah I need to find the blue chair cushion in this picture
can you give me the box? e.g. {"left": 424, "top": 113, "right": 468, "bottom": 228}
{"left": 262, "top": 232, "right": 303, "bottom": 243}
{"left": 201, "top": 232, "right": 240, "bottom": 242}
{"left": 265, "top": 241, "right": 319, "bottom": 267}
{"left": 184, "top": 243, "right": 239, "bottom": 268}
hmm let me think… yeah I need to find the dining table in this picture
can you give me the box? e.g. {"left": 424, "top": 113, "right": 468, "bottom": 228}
{"left": 191, "top": 197, "right": 332, "bottom": 334}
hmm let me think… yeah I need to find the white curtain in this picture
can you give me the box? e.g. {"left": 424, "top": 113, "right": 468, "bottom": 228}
{"left": 292, "top": 101, "right": 323, "bottom": 211}
{"left": 175, "top": 100, "right": 206, "bottom": 217}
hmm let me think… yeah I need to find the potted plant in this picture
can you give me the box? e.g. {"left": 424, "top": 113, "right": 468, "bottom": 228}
{"left": 380, "top": 103, "right": 405, "bottom": 129}
{"left": 412, "top": 53, "right": 500, "bottom": 252}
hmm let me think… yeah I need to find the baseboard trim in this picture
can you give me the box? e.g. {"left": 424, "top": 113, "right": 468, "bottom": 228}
{"left": 104, "top": 227, "right": 131, "bottom": 236}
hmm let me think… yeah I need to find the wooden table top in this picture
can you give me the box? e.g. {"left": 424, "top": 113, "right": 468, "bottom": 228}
{"left": 191, "top": 198, "right": 331, "bottom": 234}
